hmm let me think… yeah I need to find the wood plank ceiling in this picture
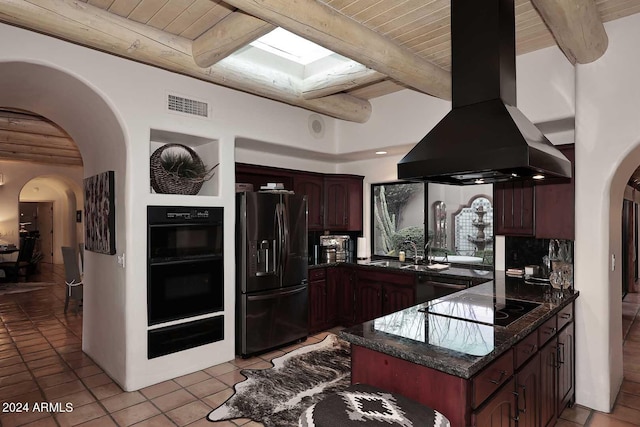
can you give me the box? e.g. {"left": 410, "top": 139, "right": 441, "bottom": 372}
{"left": 0, "top": 0, "right": 638, "bottom": 164}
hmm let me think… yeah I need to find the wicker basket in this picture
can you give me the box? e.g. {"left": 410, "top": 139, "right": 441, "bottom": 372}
{"left": 150, "top": 144, "right": 207, "bottom": 195}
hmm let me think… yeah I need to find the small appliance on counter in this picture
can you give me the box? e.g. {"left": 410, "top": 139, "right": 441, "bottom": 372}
{"left": 320, "top": 235, "right": 351, "bottom": 263}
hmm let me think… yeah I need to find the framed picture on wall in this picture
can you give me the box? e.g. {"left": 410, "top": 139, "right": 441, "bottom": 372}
{"left": 83, "top": 171, "right": 116, "bottom": 255}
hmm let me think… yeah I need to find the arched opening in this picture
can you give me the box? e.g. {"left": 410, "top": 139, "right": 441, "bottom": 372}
{"left": 19, "top": 175, "right": 83, "bottom": 266}
{"left": 0, "top": 61, "right": 128, "bottom": 385}
{"left": 608, "top": 142, "right": 640, "bottom": 405}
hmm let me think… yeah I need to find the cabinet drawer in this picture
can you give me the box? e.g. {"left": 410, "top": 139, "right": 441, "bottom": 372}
{"left": 309, "top": 268, "right": 326, "bottom": 281}
{"left": 538, "top": 315, "right": 558, "bottom": 347}
{"left": 472, "top": 350, "right": 514, "bottom": 408}
{"left": 514, "top": 331, "right": 538, "bottom": 370}
{"left": 557, "top": 303, "right": 574, "bottom": 330}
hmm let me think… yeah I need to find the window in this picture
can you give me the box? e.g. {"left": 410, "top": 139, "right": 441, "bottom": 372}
{"left": 372, "top": 182, "right": 425, "bottom": 257}
{"left": 371, "top": 182, "right": 494, "bottom": 266}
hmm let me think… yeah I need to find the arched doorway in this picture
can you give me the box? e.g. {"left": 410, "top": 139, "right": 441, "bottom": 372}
{"left": 19, "top": 175, "right": 83, "bottom": 266}
{"left": 0, "top": 60, "right": 128, "bottom": 386}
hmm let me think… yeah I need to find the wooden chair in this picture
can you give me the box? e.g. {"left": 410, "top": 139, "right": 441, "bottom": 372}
{"left": 0, "top": 237, "right": 36, "bottom": 282}
{"left": 61, "top": 246, "right": 83, "bottom": 314}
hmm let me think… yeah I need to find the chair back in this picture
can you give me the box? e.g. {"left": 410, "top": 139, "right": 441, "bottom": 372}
{"left": 78, "top": 243, "right": 84, "bottom": 274}
{"left": 17, "top": 237, "right": 36, "bottom": 264}
{"left": 61, "top": 246, "right": 82, "bottom": 284}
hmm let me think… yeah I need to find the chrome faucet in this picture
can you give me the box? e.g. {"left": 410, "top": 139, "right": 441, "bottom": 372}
{"left": 403, "top": 240, "right": 423, "bottom": 264}
{"left": 425, "top": 241, "right": 432, "bottom": 264}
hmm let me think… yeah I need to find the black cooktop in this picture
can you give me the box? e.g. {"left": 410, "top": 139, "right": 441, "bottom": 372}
{"left": 423, "top": 293, "right": 541, "bottom": 327}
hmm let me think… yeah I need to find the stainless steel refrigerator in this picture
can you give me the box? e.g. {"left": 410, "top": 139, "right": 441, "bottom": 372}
{"left": 236, "top": 191, "right": 308, "bottom": 357}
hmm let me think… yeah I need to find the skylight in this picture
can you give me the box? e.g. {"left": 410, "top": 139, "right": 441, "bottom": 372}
{"left": 250, "top": 28, "right": 334, "bottom": 65}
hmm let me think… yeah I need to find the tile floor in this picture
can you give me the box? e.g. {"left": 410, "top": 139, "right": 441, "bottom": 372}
{"left": 1, "top": 264, "right": 639, "bottom": 426}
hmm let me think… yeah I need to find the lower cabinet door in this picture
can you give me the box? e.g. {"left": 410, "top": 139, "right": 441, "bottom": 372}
{"left": 540, "top": 338, "right": 557, "bottom": 427}
{"left": 308, "top": 279, "right": 327, "bottom": 333}
{"left": 473, "top": 378, "right": 517, "bottom": 427}
{"left": 557, "top": 322, "right": 575, "bottom": 414}
{"left": 515, "top": 353, "right": 541, "bottom": 427}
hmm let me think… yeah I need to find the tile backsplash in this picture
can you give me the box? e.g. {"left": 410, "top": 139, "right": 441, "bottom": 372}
{"left": 505, "top": 236, "right": 574, "bottom": 273}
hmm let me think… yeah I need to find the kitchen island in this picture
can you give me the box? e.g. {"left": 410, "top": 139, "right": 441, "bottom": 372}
{"left": 340, "top": 273, "right": 578, "bottom": 427}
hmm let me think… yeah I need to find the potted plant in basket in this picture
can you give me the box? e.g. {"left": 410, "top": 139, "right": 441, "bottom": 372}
{"left": 150, "top": 144, "right": 218, "bottom": 195}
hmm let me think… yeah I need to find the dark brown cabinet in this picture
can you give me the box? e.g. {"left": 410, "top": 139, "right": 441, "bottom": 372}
{"left": 324, "top": 175, "right": 363, "bottom": 231}
{"left": 515, "top": 353, "right": 541, "bottom": 427}
{"left": 557, "top": 322, "right": 575, "bottom": 414}
{"left": 294, "top": 173, "right": 324, "bottom": 231}
{"left": 326, "top": 268, "right": 340, "bottom": 326}
{"left": 308, "top": 269, "right": 328, "bottom": 333}
{"left": 471, "top": 304, "right": 574, "bottom": 427}
{"left": 473, "top": 377, "right": 516, "bottom": 427}
{"left": 494, "top": 181, "right": 535, "bottom": 236}
{"left": 236, "top": 163, "right": 363, "bottom": 232}
{"left": 535, "top": 144, "right": 575, "bottom": 240}
{"left": 236, "top": 163, "right": 294, "bottom": 191}
{"left": 338, "top": 267, "right": 356, "bottom": 326}
{"left": 540, "top": 336, "right": 557, "bottom": 427}
{"left": 355, "top": 280, "right": 383, "bottom": 324}
{"left": 354, "top": 269, "right": 415, "bottom": 323}
{"left": 383, "top": 283, "right": 415, "bottom": 315}
{"left": 495, "top": 144, "right": 575, "bottom": 239}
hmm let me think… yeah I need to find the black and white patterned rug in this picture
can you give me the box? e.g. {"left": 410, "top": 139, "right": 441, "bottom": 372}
{"left": 207, "top": 334, "right": 351, "bottom": 426}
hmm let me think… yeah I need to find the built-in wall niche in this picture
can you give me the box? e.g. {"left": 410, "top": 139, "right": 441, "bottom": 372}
{"left": 149, "top": 129, "right": 219, "bottom": 197}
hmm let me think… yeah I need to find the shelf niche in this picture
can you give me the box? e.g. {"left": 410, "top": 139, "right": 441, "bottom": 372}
{"left": 149, "top": 129, "right": 219, "bottom": 197}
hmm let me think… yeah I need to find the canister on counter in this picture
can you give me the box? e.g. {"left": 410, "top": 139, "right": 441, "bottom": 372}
{"left": 399, "top": 251, "right": 406, "bottom": 262}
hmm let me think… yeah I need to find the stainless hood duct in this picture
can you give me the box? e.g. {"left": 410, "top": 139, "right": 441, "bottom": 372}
{"left": 397, "top": 0, "right": 572, "bottom": 185}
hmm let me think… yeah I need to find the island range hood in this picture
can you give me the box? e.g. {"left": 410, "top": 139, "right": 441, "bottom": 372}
{"left": 397, "top": 0, "right": 571, "bottom": 185}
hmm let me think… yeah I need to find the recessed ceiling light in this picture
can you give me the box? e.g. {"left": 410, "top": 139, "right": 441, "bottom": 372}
{"left": 533, "top": 174, "right": 545, "bottom": 180}
{"left": 474, "top": 179, "right": 485, "bottom": 184}
{"left": 375, "top": 151, "right": 388, "bottom": 155}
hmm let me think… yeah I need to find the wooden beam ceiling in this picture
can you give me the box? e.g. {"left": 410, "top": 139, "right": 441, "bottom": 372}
{"left": 532, "top": 0, "right": 608, "bottom": 64}
{"left": 0, "top": 0, "right": 636, "bottom": 123}
{"left": 0, "top": 110, "right": 82, "bottom": 166}
{"left": 222, "top": 0, "right": 452, "bottom": 100}
{"left": 0, "top": 0, "right": 372, "bottom": 123}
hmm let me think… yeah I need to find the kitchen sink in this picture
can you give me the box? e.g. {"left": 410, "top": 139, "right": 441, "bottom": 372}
{"left": 367, "top": 260, "right": 393, "bottom": 267}
{"left": 400, "top": 264, "right": 425, "bottom": 271}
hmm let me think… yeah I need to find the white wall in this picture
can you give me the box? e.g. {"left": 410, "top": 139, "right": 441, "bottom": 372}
{"left": 573, "top": 12, "right": 640, "bottom": 411}
{"left": 0, "top": 22, "right": 347, "bottom": 391}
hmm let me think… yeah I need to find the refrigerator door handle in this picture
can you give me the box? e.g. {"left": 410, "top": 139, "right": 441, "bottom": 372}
{"left": 275, "top": 203, "right": 284, "bottom": 276}
{"left": 281, "top": 203, "right": 289, "bottom": 275}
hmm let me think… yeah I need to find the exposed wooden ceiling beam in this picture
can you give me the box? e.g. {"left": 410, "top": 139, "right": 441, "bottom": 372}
{"left": 531, "top": 0, "right": 608, "bottom": 64}
{"left": 0, "top": 148, "right": 82, "bottom": 166}
{"left": 222, "top": 0, "right": 451, "bottom": 100}
{"left": 0, "top": 0, "right": 371, "bottom": 123}
{"left": 347, "top": 79, "right": 407, "bottom": 100}
{"left": 192, "top": 11, "right": 275, "bottom": 67}
{"left": 0, "top": 110, "right": 69, "bottom": 138}
{"left": 302, "top": 63, "right": 385, "bottom": 100}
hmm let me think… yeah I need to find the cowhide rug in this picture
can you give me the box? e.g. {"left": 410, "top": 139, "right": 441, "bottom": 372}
{"left": 208, "top": 333, "right": 351, "bottom": 426}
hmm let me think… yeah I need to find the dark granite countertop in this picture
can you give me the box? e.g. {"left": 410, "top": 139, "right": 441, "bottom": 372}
{"left": 339, "top": 272, "right": 578, "bottom": 379}
{"left": 308, "top": 258, "right": 494, "bottom": 282}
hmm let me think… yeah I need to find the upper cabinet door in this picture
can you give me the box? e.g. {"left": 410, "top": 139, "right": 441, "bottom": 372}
{"left": 494, "top": 181, "right": 535, "bottom": 236}
{"left": 535, "top": 144, "right": 575, "bottom": 240}
{"left": 293, "top": 174, "right": 324, "bottom": 231}
{"left": 324, "top": 176, "right": 363, "bottom": 231}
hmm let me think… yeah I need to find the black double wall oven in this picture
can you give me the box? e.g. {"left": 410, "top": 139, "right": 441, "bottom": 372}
{"left": 147, "top": 206, "right": 224, "bottom": 359}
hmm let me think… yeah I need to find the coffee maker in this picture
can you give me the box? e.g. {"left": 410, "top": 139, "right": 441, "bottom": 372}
{"left": 319, "top": 235, "right": 351, "bottom": 263}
